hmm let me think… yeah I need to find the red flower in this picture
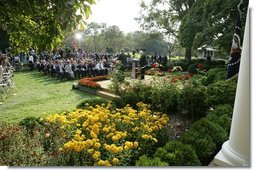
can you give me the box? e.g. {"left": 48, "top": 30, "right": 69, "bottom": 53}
{"left": 197, "top": 63, "right": 203, "bottom": 69}
{"left": 168, "top": 69, "right": 172, "bottom": 73}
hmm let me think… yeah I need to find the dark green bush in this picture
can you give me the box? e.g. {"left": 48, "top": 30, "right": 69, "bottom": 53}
{"left": 148, "top": 81, "right": 179, "bottom": 113}
{"left": 173, "top": 60, "right": 190, "bottom": 71}
{"left": 76, "top": 98, "right": 108, "bottom": 109}
{"left": 208, "top": 104, "right": 233, "bottom": 118}
{"left": 154, "top": 141, "right": 201, "bottom": 166}
{"left": 19, "top": 116, "right": 40, "bottom": 134}
{"left": 202, "top": 68, "right": 227, "bottom": 86}
{"left": 206, "top": 80, "right": 237, "bottom": 107}
{"left": 213, "top": 71, "right": 227, "bottom": 82}
{"left": 187, "top": 63, "right": 198, "bottom": 74}
{"left": 136, "top": 155, "right": 168, "bottom": 166}
{"left": 179, "top": 130, "right": 216, "bottom": 165}
{"left": 178, "top": 81, "right": 208, "bottom": 119}
{"left": 190, "top": 118, "right": 228, "bottom": 148}
{"left": 206, "top": 113, "right": 232, "bottom": 133}
{"left": 206, "top": 104, "right": 233, "bottom": 133}
{"left": 0, "top": 123, "right": 48, "bottom": 166}
{"left": 111, "top": 91, "right": 142, "bottom": 109}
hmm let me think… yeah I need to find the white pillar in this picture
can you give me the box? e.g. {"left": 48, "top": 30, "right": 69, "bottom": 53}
{"left": 211, "top": 10, "right": 250, "bottom": 166}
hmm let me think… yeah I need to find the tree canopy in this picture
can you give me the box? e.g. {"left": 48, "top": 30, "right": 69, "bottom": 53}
{"left": 0, "top": 0, "right": 95, "bottom": 53}
{"left": 138, "top": 0, "right": 249, "bottom": 60}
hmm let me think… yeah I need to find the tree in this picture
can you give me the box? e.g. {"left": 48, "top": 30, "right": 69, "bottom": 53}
{"left": 138, "top": 0, "right": 197, "bottom": 60}
{"left": 0, "top": 0, "right": 95, "bottom": 53}
{"left": 101, "top": 25, "right": 125, "bottom": 53}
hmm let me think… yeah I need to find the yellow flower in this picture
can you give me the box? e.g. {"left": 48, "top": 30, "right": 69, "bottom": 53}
{"left": 58, "top": 148, "right": 63, "bottom": 152}
{"left": 111, "top": 135, "right": 119, "bottom": 142}
{"left": 76, "top": 129, "right": 82, "bottom": 135}
{"left": 133, "top": 141, "right": 139, "bottom": 148}
{"left": 104, "top": 144, "right": 111, "bottom": 151}
{"left": 90, "top": 130, "right": 98, "bottom": 139}
{"left": 85, "top": 139, "right": 93, "bottom": 148}
{"left": 94, "top": 142, "right": 101, "bottom": 149}
{"left": 117, "top": 146, "right": 123, "bottom": 153}
{"left": 87, "top": 148, "right": 94, "bottom": 154}
{"left": 111, "top": 146, "right": 119, "bottom": 154}
{"left": 141, "top": 134, "right": 150, "bottom": 139}
{"left": 152, "top": 138, "right": 158, "bottom": 143}
{"left": 112, "top": 158, "right": 119, "bottom": 165}
{"left": 125, "top": 141, "right": 133, "bottom": 148}
{"left": 124, "top": 145, "right": 130, "bottom": 150}
{"left": 92, "top": 124, "right": 100, "bottom": 134}
{"left": 82, "top": 121, "right": 89, "bottom": 127}
{"left": 102, "top": 127, "right": 109, "bottom": 133}
{"left": 92, "top": 151, "right": 101, "bottom": 160}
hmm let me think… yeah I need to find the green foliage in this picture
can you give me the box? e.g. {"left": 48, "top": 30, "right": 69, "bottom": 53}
{"left": 179, "top": 130, "right": 216, "bottom": 165}
{"left": 19, "top": 116, "right": 40, "bottom": 134}
{"left": 179, "top": 117, "right": 229, "bottom": 165}
{"left": 109, "top": 62, "right": 126, "bottom": 95}
{"left": 154, "top": 141, "right": 201, "bottom": 166}
{"left": 206, "top": 104, "right": 233, "bottom": 133}
{"left": 206, "top": 80, "right": 237, "bottom": 107}
{"left": 213, "top": 71, "right": 227, "bottom": 82}
{"left": 178, "top": 81, "right": 208, "bottom": 119}
{"left": 190, "top": 118, "right": 228, "bottom": 148}
{"left": 0, "top": 0, "right": 95, "bottom": 52}
{"left": 0, "top": 122, "right": 48, "bottom": 166}
{"left": 202, "top": 68, "right": 227, "bottom": 86}
{"left": 148, "top": 80, "right": 179, "bottom": 113}
{"left": 136, "top": 155, "right": 168, "bottom": 166}
{"left": 187, "top": 63, "right": 198, "bottom": 74}
{"left": 76, "top": 98, "right": 108, "bottom": 109}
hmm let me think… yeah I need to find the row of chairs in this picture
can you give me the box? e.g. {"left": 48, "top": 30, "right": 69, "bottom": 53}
{"left": 0, "top": 66, "right": 17, "bottom": 103}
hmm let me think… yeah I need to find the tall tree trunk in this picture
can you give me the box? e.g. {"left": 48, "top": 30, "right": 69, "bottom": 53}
{"left": 185, "top": 47, "right": 192, "bottom": 60}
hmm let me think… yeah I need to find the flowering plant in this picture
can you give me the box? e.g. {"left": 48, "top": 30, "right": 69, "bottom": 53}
{"left": 78, "top": 76, "right": 109, "bottom": 89}
{"left": 41, "top": 102, "right": 169, "bottom": 166}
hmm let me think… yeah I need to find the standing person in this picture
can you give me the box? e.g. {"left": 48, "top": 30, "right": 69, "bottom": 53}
{"left": 28, "top": 54, "right": 34, "bottom": 71}
{"left": 139, "top": 50, "right": 147, "bottom": 80}
{"left": 117, "top": 49, "right": 127, "bottom": 71}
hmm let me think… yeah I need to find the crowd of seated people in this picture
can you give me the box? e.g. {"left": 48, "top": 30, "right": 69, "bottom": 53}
{"left": 35, "top": 58, "right": 112, "bottom": 81}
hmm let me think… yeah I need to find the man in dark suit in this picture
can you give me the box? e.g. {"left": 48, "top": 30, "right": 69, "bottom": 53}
{"left": 117, "top": 49, "right": 127, "bottom": 71}
{"left": 139, "top": 50, "right": 147, "bottom": 80}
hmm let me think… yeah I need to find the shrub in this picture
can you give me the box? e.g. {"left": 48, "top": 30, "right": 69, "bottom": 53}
{"left": 19, "top": 116, "right": 40, "bottom": 134}
{"left": 206, "top": 104, "right": 233, "bottom": 133}
{"left": 213, "top": 71, "right": 227, "bottom": 82}
{"left": 202, "top": 68, "right": 227, "bottom": 86}
{"left": 148, "top": 79, "right": 179, "bottom": 113}
{"left": 190, "top": 118, "right": 228, "bottom": 148}
{"left": 178, "top": 81, "right": 208, "bottom": 119}
{"left": 208, "top": 104, "right": 233, "bottom": 118}
{"left": 173, "top": 60, "right": 190, "bottom": 71}
{"left": 136, "top": 155, "right": 168, "bottom": 166}
{"left": 0, "top": 122, "right": 48, "bottom": 166}
{"left": 76, "top": 98, "right": 108, "bottom": 109}
{"left": 179, "top": 130, "right": 216, "bottom": 165}
{"left": 206, "top": 80, "right": 237, "bottom": 107}
{"left": 187, "top": 63, "right": 198, "bottom": 74}
{"left": 154, "top": 141, "right": 201, "bottom": 166}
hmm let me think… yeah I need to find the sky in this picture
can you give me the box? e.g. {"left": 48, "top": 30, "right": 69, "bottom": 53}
{"left": 87, "top": 0, "right": 148, "bottom": 33}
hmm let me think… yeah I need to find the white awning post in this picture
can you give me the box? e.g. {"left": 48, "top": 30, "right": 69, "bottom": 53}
{"left": 211, "top": 9, "right": 250, "bottom": 166}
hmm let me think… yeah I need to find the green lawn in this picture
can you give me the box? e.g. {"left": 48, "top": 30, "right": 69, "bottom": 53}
{"left": 0, "top": 71, "right": 100, "bottom": 123}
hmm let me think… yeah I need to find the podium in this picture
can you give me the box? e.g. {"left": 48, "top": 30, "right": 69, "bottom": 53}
{"left": 131, "top": 58, "right": 140, "bottom": 79}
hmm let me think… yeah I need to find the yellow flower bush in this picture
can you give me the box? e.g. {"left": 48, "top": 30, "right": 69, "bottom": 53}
{"left": 41, "top": 102, "right": 169, "bottom": 166}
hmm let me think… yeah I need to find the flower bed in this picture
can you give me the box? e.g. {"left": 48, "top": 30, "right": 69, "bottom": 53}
{"left": 78, "top": 75, "right": 110, "bottom": 90}
{"left": 42, "top": 102, "right": 169, "bottom": 166}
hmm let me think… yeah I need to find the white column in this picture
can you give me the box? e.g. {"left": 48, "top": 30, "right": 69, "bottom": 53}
{"left": 211, "top": 10, "right": 250, "bottom": 166}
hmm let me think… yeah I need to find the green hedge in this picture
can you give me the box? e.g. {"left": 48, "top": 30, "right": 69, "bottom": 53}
{"left": 206, "top": 80, "right": 237, "bottom": 107}
{"left": 178, "top": 81, "right": 208, "bottom": 119}
{"left": 154, "top": 141, "right": 201, "bottom": 166}
{"left": 136, "top": 155, "right": 168, "bottom": 166}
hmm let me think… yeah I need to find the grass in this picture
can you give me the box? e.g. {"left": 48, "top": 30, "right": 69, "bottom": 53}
{"left": 0, "top": 71, "right": 101, "bottom": 124}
